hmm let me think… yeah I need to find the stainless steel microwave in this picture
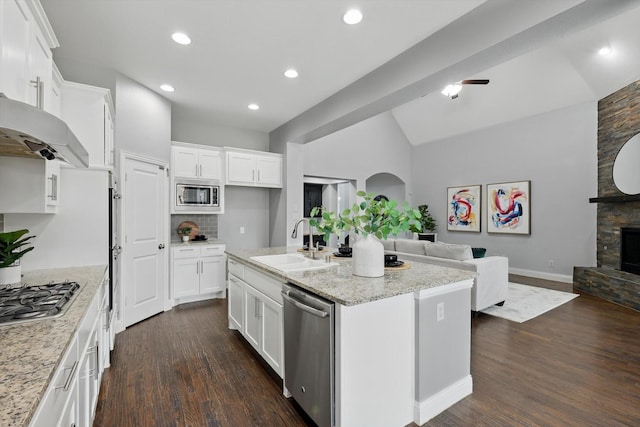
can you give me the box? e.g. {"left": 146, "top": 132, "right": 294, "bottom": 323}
{"left": 174, "top": 180, "right": 223, "bottom": 213}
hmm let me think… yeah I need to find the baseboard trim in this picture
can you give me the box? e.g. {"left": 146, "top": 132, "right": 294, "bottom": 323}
{"left": 509, "top": 267, "right": 573, "bottom": 284}
{"left": 413, "top": 375, "right": 472, "bottom": 425}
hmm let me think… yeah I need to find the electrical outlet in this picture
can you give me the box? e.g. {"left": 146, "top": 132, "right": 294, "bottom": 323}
{"left": 437, "top": 302, "right": 444, "bottom": 322}
{"left": 548, "top": 260, "right": 555, "bottom": 267}
{"left": 240, "top": 227, "right": 245, "bottom": 234}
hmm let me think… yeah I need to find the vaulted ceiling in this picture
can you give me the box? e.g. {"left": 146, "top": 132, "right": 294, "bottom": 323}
{"left": 41, "top": 0, "right": 640, "bottom": 146}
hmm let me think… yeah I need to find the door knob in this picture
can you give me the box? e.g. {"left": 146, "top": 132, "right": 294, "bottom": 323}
{"left": 158, "top": 244, "right": 165, "bottom": 249}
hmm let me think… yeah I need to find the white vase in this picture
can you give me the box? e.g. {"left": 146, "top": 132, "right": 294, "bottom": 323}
{"left": 352, "top": 234, "right": 384, "bottom": 278}
{"left": 0, "top": 264, "right": 21, "bottom": 285}
{"left": 182, "top": 235, "right": 189, "bottom": 242}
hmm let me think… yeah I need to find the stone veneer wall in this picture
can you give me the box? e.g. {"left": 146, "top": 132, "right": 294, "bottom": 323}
{"left": 573, "top": 79, "right": 640, "bottom": 311}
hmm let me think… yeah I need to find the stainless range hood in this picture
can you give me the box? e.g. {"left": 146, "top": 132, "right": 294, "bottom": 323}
{"left": 0, "top": 94, "right": 89, "bottom": 168}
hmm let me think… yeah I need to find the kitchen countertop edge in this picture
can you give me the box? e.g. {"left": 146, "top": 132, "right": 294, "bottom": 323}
{"left": 226, "top": 247, "right": 476, "bottom": 306}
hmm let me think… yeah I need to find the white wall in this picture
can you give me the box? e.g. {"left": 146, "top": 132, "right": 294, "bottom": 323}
{"left": 6, "top": 169, "right": 109, "bottom": 271}
{"left": 172, "top": 107, "right": 269, "bottom": 151}
{"left": 280, "top": 111, "right": 414, "bottom": 247}
{"left": 170, "top": 110, "right": 273, "bottom": 250}
{"left": 411, "top": 102, "right": 598, "bottom": 280}
{"left": 303, "top": 111, "right": 413, "bottom": 195}
{"left": 116, "top": 75, "right": 172, "bottom": 162}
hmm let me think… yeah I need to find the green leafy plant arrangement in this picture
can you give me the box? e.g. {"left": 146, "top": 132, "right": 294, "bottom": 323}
{"left": 178, "top": 227, "right": 193, "bottom": 236}
{"left": 418, "top": 204, "right": 437, "bottom": 232}
{"left": 0, "top": 229, "right": 35, "bottom": 268}
{"left": 309, "top": 191, "right": 422, "bottom": 242}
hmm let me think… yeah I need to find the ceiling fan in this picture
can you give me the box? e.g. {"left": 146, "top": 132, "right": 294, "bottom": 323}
{"left": 441, "top": 79, "right": 490, "bottom": 99}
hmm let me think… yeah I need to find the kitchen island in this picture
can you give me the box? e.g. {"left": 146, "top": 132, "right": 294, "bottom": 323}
{"left": 0, "top": 265, "right": 108, "bottom": 427}
{"left": 226, "top": 246, "right": 476, "bottom": 427}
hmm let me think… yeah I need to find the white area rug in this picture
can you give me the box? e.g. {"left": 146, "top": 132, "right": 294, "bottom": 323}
{"left": 480, "top": 282, "right": 579, "bottom": 323}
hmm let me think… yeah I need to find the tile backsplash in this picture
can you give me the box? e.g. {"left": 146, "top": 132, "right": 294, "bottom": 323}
{"left": 171, "top": 214, "right": 218, "bottom": 242}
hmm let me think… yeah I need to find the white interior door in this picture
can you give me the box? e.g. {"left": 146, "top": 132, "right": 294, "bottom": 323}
{"left": 123, "top": 157, "right": 167, "bottom": 327}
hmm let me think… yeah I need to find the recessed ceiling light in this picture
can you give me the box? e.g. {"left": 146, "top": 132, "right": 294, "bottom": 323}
{"left": 284, "top": 69, "right": 299, "bottom": 79}
{"left": 172, "top": 32, "right": 191, "bottom": 45}
{"left": 343, "top": 9, "right": 363, "bottom": 25}
{"left": 248, "top": 103, "right": 260, "bottom": 110}
{"left": 598, "top": 45, "right": 613, "bottom": 56}
{"left": 160, "top": 84, "right": 175, "bottom": 92}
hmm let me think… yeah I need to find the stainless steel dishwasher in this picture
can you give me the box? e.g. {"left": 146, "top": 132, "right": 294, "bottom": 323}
{"left": 282, "top": 283, "right": 335, "bottom": 427}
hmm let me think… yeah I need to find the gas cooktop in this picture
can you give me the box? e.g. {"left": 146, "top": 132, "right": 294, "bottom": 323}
{"left": 0, "top": 281, "right": 80, "bottom": 326}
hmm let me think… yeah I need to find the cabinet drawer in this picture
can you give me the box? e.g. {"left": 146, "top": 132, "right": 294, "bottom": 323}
{"left": 244, "top": 266, "right": 283, "bottom": 304}
{"left": 172, "top": 246, "right": 200, "bottom": 259}
{"left": 228, "top": 258, "right": 244, "bottom": 279}
{"left": 201, "top": 244, "right": 225, "bottom": 257}
{"left": 29, "top": 335, "right": 79, "bottom": 427}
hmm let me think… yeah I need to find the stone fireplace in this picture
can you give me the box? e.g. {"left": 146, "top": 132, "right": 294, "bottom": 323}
{"left": 573, "top": 79, "right": 640, "bottom": 312}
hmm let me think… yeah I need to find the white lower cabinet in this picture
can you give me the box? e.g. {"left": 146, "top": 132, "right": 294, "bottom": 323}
{"left": 227, "top": 259, "right": 284, "bottom": 377}
{"left": 228, "top": 273, "right": 244, "bottom": 332}
{"left": 57, "top": 378, "right": 78, "bottom": 427}
{"left": 171, "top": 244, "right": 226, "bottom": 304}
{"left": 30, "top": 273, "right": 109, "bottom": 427}
{"left": 260, "top": 292, "right": 283, "bottom": 373}
{"left": 29, "top": 335, "right": 79, "bottom": 427}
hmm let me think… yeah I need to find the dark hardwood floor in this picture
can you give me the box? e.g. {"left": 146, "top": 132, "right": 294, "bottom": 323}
{"left": 94, "top": 279, "right": 640, "bottom": 427}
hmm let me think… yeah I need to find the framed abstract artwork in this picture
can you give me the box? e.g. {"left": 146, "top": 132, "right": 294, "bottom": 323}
{"left": 447, "top": 185, "right": 481, "bottom": 232}
{"left": 486, "top": 180, "right": 531, "bottom": 235}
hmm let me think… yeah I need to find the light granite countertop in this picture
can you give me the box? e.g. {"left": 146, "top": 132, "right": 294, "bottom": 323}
{"left": 170, "top": 239, "right": 225, "bottom": 247}
{"left": 226, "top": 247, "right": 475, "bottom": 306}
{"left": 0, "top": 265, "right": 108, "bottom": 427}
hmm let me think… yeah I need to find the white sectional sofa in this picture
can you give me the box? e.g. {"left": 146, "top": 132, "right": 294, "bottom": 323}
{"left": 383, "top": 238, "right": 509, "bottom": 312}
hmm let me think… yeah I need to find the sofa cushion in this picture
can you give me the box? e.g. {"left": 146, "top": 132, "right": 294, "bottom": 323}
{"left": 395, "top": 239, "right": 427, "bottom": 255}
{"left": 424, "top": 241, "right": 473, "bottom": 261}
{"left": 381, "top": 238, "right": 396, "bottom": 251}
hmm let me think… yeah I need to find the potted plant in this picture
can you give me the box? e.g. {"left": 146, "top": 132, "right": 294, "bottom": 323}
{"left": 0, "top": 229, "right": 35, "bottom": 285}
{"left": 416, "top": 204, "right": 437, "bottom": 241}
{"left": 178, "top": 227, "right": 192, "bottom": 242}
{"left": 310, "top": 191, "right": 421, "bottom": 277}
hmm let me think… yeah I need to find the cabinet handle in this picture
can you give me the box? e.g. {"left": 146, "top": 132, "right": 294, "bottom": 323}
{"left": 47, "top": 174, "right": 58, "bottom": 201}
{"left": 30, "top": 76, "right": 44, "bottom": 109}
{"left": 55, "top": 360, "right": 79, "bottom": 392}
{"left": 255, "top": 298, "right": 262, "bottom": 318}
{"left": 95, "top": 341, "right": 100, "bottom": 380}
{"left": 257, "top": 169, "right": 260, "bottom": 182}
{"left": 199, "top": 164, "right": 203, "bottom": 176}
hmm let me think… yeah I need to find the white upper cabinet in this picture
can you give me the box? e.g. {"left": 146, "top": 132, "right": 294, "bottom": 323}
{"left": 46, "top": 62, "right": 62, "bottom": 117}
{"left": 172, "top": 144, "right": 222, "bottom": 180}
{"left": 225, "top": 148, "right": 282, "bottom": 188}
{"left": 61, "top": 81, "right": 115, "bottom": 169}
{"left": 0, "top": 156, "right": 61, "bottom": 213}
{"left": 0, "top": 0, "right": 58, "bottom": 112}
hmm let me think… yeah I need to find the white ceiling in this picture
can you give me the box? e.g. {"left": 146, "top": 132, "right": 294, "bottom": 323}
{"left": 40, "top": 0, "right": 640, "bottom": 145}
{"left": 392, "top": 4, "right": 640, "bottom": 145}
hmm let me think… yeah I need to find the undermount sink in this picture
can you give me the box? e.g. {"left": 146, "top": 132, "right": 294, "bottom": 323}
{"left": 250, "top": 253, "right": 339, "bottom": 272}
